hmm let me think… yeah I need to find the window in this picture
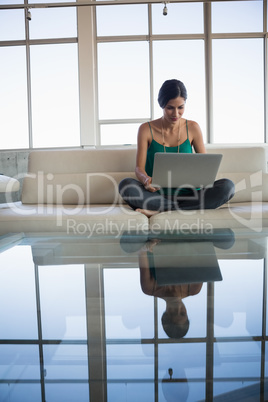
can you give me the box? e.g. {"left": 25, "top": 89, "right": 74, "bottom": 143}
{"left": 0, "top": 9, "right": 25, "bottom": 41}
{"left": 0, "top": 3, "right": 78, "bottom": 150}
{"left": 153, "top": 40, "right": 206, "bottom": 141}
{"left": 97, "top": 41, "right": 150, "bottom": 121}
{"left": 0, "top": 46, "right": 29, "bottom": 149}
{"left": 0, "top": 1, "right": 267, "bottom": 149}
{"left": 152, "top": 2, "right": 203, "bottom": 34}
{"left": 212, "top": 0, "right": 263, "bottom": 33}
{"left": 159, "top": 343, "right": 206, "bottom": 400}
{"left": 97, "top": 2, "right": 207, "bottom": 145}
{"left": 97, "top": 41, "right": 150, "bottom": 145}
{"left": 29, "top": 7, "right": 77, "bottom": 40}
{"left": 100, "top": 123, "right": 142, "bottom": 146}
{"left": 104, "top": 268, "right": 154, "bottom": 339}
{"left": 0, "top": 246, "right": 38, "bottom": 339}
{"left": 39, "top": 265, "right": 87, "bottom": 340}
{"left": 212, "top": 38, "right": 264, "bottom": 143}
{"left": 30, "top": 44, "right": 80, "bottom": 148}
{"left": 96, "top": 4, "right": 148, "bottom": 36}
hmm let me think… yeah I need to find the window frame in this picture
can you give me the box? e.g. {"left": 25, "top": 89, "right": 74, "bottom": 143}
{"left": 83, "top": 0, "right": 268, "bottom": 146}
{"left": 0, "top": 0, "right": 267, "bottom": 149}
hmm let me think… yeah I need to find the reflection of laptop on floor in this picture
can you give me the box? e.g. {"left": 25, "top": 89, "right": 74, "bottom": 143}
{"left": 151, "top": 153, "right": 222, "bottom": 188}
{"left": 150, "top": 241, "right": 222, "bottom": 284}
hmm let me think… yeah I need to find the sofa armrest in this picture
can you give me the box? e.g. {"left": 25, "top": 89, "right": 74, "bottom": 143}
{"left": 0, "top": 175, "right": 20, "bottom": 193}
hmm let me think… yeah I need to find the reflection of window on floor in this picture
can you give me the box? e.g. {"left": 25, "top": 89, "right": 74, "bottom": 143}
{"left": 103, "top": 260, "right": 266, "bottom": 401}
{"left": 0, "top": 248, "right": 89, "bottom": 402}
{"left": 0, "top": 252, "right": 267, "bottom": 401}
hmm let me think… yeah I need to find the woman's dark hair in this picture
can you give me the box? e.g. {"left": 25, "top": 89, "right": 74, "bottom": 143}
{"left": 161, "top": 311, "right": 190, "bottom": 339}
{"left": 158, "top": 79, "right": 188, "bottom": 109}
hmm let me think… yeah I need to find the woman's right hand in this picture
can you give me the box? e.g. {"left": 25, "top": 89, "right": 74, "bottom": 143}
{"left": 144, "top": 176, "right": 160, "bottom": 192}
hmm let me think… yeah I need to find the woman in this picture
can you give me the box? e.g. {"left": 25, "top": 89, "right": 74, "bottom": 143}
{"left": 119, "top": 79, "right": 235, "bottom": 217}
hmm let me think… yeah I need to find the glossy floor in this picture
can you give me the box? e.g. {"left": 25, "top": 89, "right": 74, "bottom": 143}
{"left": 0, "top": 229, "right": 268, "bottom": 402}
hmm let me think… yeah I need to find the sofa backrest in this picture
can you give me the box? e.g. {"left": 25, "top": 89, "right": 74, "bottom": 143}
{"left": 207, "top": 146, "right": 268, "bottom": 203}
{"left": 22, "top": 148, "right": 137, "bottom": 205}
{"left": 21, "top": 146, "right": 268, "bottom": 205}
{"left": 206, "top": 146, "right": 267, "bottom": 172}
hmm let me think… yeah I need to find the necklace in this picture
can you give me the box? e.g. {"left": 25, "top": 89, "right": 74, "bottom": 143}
{"left": 161, "top": 118, "right": 181, "bottom": 153}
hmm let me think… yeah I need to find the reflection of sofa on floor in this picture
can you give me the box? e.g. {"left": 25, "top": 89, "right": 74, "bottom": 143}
{"left": 1, "top": 146, "right": 268, "bottom": 235}
{"left": 20, "top": 230, "right": 266, "bottom": 268}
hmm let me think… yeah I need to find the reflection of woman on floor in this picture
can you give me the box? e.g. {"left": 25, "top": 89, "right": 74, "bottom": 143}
{"left": 139, "top": 239, "right": 203, "bottom": 339}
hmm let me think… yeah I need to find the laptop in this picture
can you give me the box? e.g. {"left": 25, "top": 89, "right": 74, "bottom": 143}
{"left": 149, "top": 241, "right": 222, "bottom": 285}
{"left": 151, "top": 153, "right": 222, "bottom": 188}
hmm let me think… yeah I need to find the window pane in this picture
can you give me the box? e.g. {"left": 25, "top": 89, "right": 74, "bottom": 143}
{"left": 104, "top": 269, "right": 154, "bottom": 339}
{"left": 39, "top": 265, "right": 87, "bottom": 340}
{"left": 30, "top": 44, "right": 80, "bottom": 148}
{"left": 29, "top": 7, "right": 77, "bottom": 40}
{"left": 152, "top": 2, "right": 203, "bottom": 34}
{"left": 100, "top": 123, "right": 140, "bottom": 145}
{"left": 0, "top": 383, "right": 41, "bottom": 402}
{"left": 214, "top": 342, "right": 261, "bottom": 378}
{"left": 214, "top": 381, "right": 259, "bottom": 400}
{"left": 108, "top": 383, "right": 154, "bottom": 402}
{"left": 0, "top": 9, "right": 25, "bottom": 41}
{"left": 29, "top": 0, "right": 73, "bottom": 2}
{"left": 159, "top": 343, "right": 206, "bottom": 401}
{"left": 98, "top": 42, "right": 150, "bottom": 120}
{"left": 153, "top": 40, "right": 207, "bottom": 142}
{"left": 0, "top": 247, "right": 37, "bottom": 339}
{"left": 0, "top": 345, "right": 40, "bottom": 380}
{"left": 212, "top": 1, "right": 263, "bottom": 33}
{"left": 0, "top": 46, "right": 29, "bottom": 149}
{"left": 160, "top": 381, "right": 205, "bottom": 402}
{"left": 214, "top": 260, "right": 263, "bottom": 337}
{"left": 43, "top": 345, "right": 88, "bottom": 380}
{"left": 3, "top": 1, "right": 24, "bottom": 3}
{"left": 107, "top": 344, "right": 154, "bottom": 379}
{"left": 96, "top": 5, "right": 148, "bottom": 36}
{"left": 265, "top": 342, "right": 268, "bottom": 376}
{"left": 212, "top": 39, "right": 264, "bottom": 143}
{"left": 45, "top": 383, "right": 89, "bottom": 402}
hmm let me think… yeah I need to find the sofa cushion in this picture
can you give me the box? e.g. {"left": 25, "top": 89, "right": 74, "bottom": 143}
{"left": 148, "top": 202, "right": 268, "bottom": 232}
{"left": 0, "top": 202, "right": 149, "bottom": 235}
{"left": 1, "top": 201, "right": 268, "bottom": 235}
{"left": 22, "top": 172, "right": 136, "bottom": 205}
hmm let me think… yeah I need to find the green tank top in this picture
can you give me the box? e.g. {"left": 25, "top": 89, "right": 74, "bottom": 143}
{"left": 145, "top": 120, "right": 193, "bottom": 196}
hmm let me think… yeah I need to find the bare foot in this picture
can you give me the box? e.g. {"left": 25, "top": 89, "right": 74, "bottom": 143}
{"left": 136, "top": 208, "right": 160, "bottom": 218}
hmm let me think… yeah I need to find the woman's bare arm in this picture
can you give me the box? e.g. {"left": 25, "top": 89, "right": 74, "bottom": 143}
{"left": 188, "top": 120, "right": 206, "bottom": 154}
{"left": 135, "top": 123, "right": 160, "bottom": 192}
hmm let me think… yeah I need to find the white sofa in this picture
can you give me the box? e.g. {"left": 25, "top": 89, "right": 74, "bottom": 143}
{"left": 0, "top": 146, "right": 268, "bottom": 236}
